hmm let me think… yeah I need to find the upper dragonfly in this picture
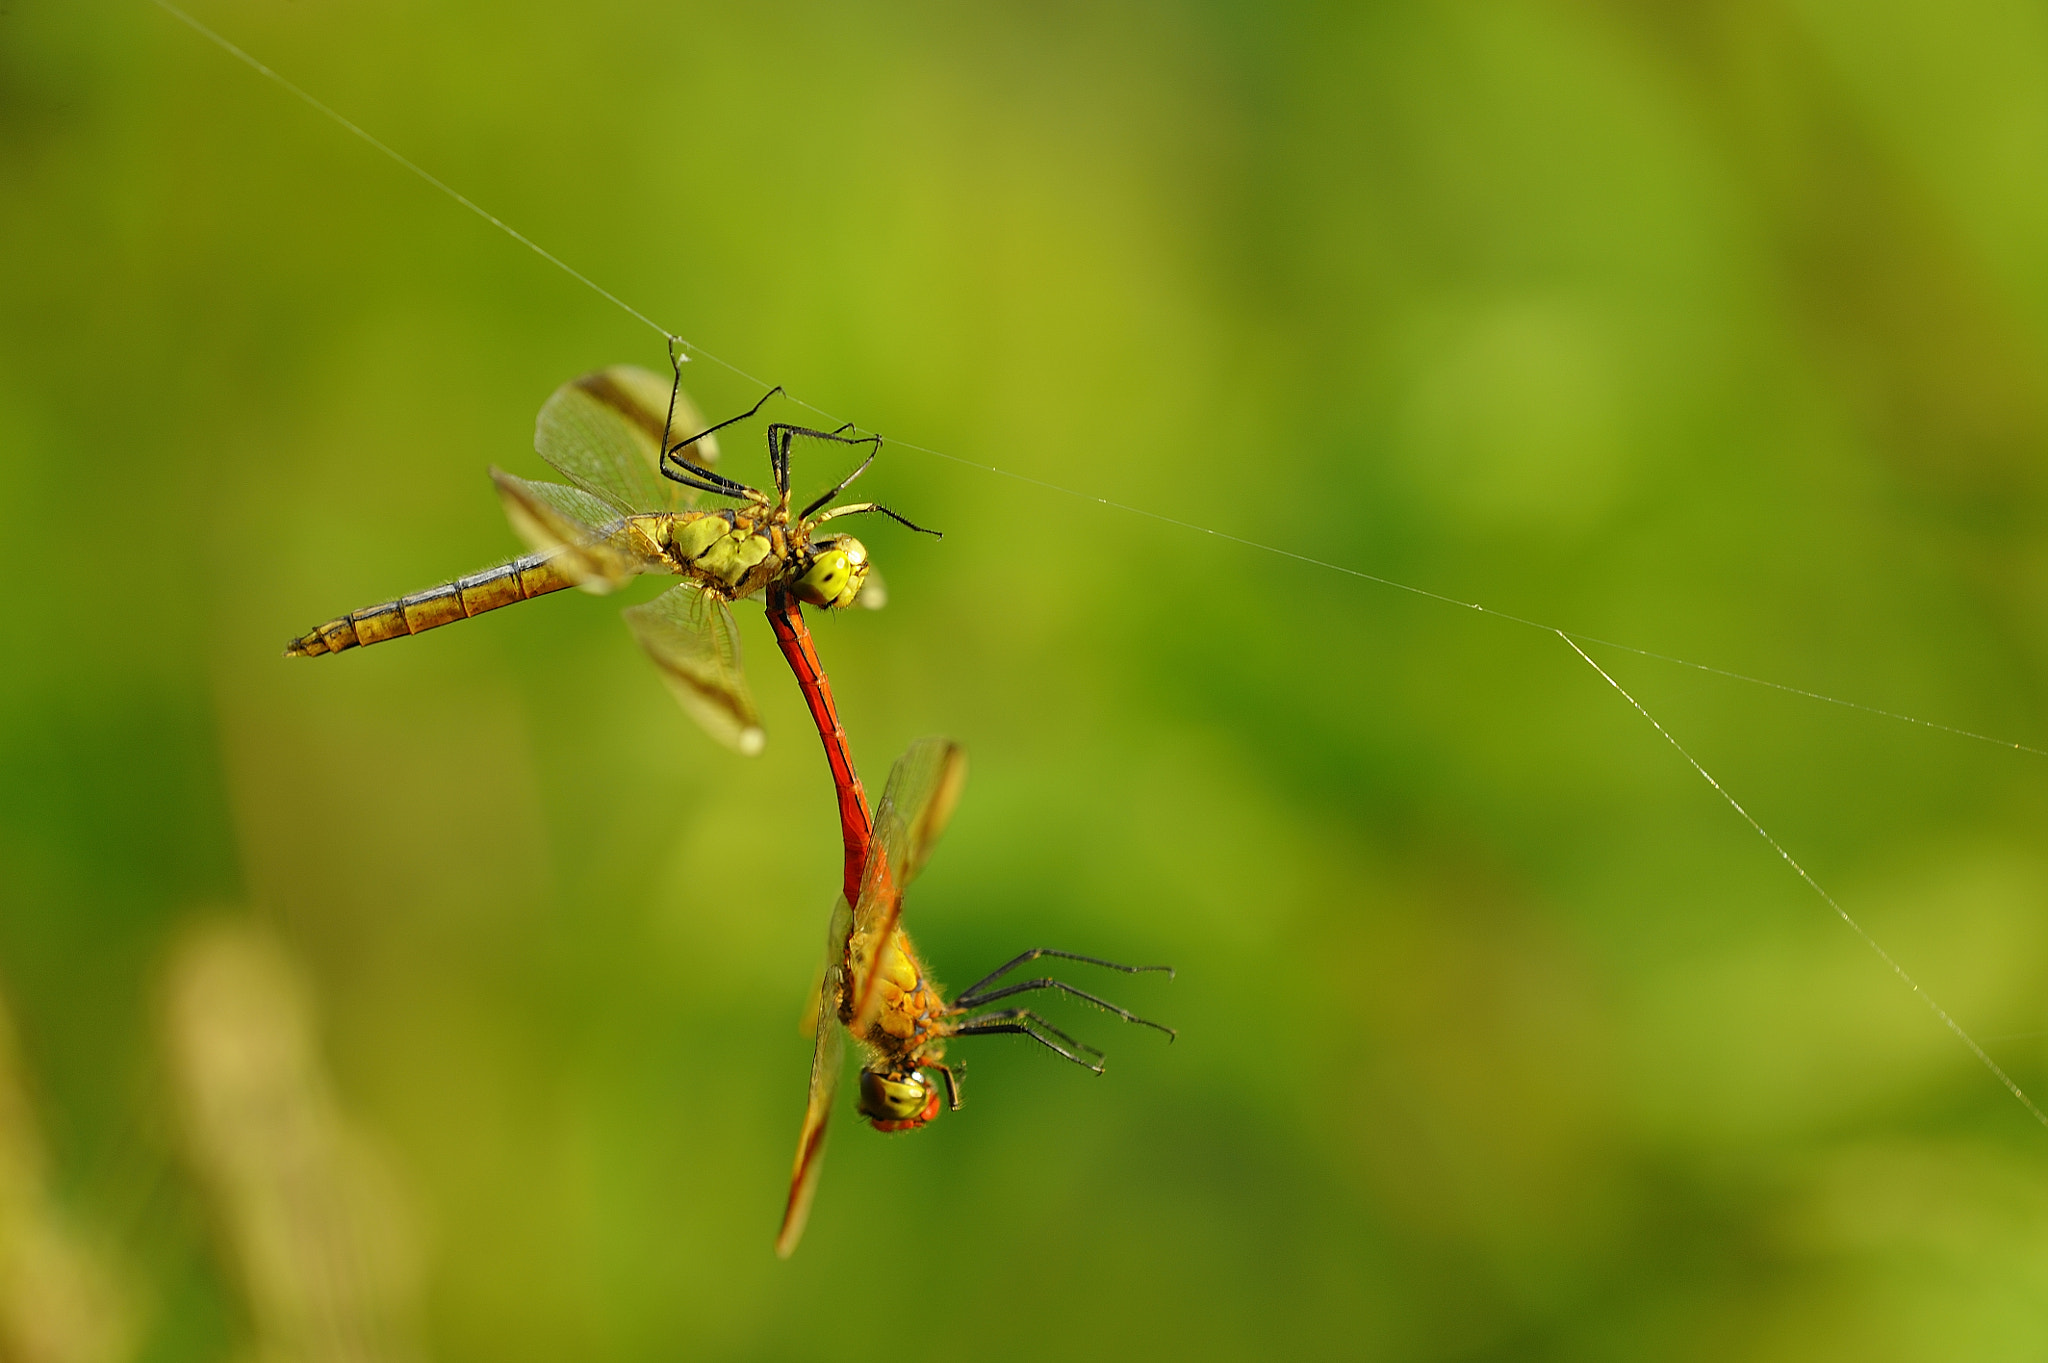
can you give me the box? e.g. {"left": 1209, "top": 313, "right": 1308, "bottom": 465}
{"left": 776, "top": 737, "right": 1175, "bottom": 1258}
{"left": 286, "top": 356, "right": 937, "bottom": 761}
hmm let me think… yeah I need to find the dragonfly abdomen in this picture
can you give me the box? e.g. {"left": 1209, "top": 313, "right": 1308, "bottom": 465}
{"left": 285, "top": 553, "right": 576, "bottom": 657}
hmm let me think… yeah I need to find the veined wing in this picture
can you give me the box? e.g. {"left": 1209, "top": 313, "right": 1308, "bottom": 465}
{"left": 621, "top": 582, "right": 765, "bottom": 755}
{"left": 535, "top": 366, "right": 717, "bottom": 515}
{"left": 776, "top": 897, "right": 851, "bottom": 1259}
{"left": 492, "top": 470, "right": 657, "bottom": 594}
{"left": 847, "top": 738, "right": 968, "bottom": 1034}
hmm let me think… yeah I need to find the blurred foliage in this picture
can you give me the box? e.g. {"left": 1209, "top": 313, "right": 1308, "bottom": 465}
{"left": 0, "top": 990, "right": 127, "bottom": 1363}
{"left": 161, "top": 921, "right": 422, "bottom": 1363}
{"left": 4, "top": 0, "right": 2048, "bottom": 1358}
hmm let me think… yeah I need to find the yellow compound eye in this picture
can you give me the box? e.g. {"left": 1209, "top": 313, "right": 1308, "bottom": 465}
{"left": 794, "top": 544, "right": 866, "bottom": 608}
{"left": 857, "top": 1070, "right": 933, "bottom": 1125}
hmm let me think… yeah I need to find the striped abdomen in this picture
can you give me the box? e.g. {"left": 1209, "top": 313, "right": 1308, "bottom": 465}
{"left": 285, "top": 552, "right": 577, "bottom": 658}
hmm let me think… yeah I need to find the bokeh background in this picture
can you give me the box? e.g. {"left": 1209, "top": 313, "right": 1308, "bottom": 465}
{"left": 6, "top": 1, "right": 2048, "bottom": 1358}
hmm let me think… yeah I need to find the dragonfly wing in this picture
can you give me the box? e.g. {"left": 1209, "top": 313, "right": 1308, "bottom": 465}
{"left": 536, "top": 366, "right": 716, "bottom": 515}
{"left": 492, "top": 470, "right": 654, "bottom": 593}
{"left": 847, "top": 738, "right": 968, "bottom": 1033}
{"left": 776, "top": 897, "right": 851, "bottom": 1259}
{"left": 621, "top": 582, "right": 765, "bottom": 755}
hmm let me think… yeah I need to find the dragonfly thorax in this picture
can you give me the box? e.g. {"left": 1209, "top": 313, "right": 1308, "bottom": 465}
{"left": 654, "top": 511, "right": 870, "bottom": 608}
{"left": 660, "top": 509, "right": 781, "bottom": 594}
{"left": 857, "top": 1068, "right": 940, "bottom": 1131}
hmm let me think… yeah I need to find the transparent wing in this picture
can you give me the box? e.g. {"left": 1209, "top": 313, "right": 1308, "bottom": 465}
{"left": 847, "top": 738, "right": 968, "bottom": 1033}
{"left": 535, "top": 365, "right": 717, "bottom": 515}
{"left": 621, "top": 582, "right": 765, "bottom": 755}
{"left": 776, "top": 896, "right": 851, "bottom": 1259}
{"left": 492, "top": 469, "right": 658, "bottom": 594}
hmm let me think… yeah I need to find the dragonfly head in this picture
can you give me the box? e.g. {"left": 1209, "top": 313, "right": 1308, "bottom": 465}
{"left": 792, "top": 535, "right": 871, "bottom": 610}
{"left": 857, "top": 1067, "right": 940, "bottom": 1132}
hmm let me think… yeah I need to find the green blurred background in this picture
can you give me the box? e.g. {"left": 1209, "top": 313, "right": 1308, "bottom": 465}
{"left": 5, "top": 0, "right": 2048, "bottom": 1358}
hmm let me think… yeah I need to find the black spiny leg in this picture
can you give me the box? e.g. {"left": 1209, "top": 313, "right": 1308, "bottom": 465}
{"left": 796, "top": 436, "right": 882, "bottom": 520}
{"left": 956, "top": 949, "right": 1173, "bottom": 1000}
{"left": 770, "top": 424, "right": 792, "bottom": 501}
{"left": 765, "top": 422, "right": 884, "bottom": 510}
{"left": 661, "top": 336, "right": 691, "bottom": 463}
{"left": 950, "top": 1009, "right": 1107, "bottom": 1073}
{"left": 809, "top": 502, "right": 944, "bottom": 538}
{"left": 951, "top": 977, "right": 1176, "bottom": 1041}
{"left": 659, "top": 386, "right": 781, "bottom": 500}
{"left": 927, "top": 1061, "right": 964, "bottom": 1110}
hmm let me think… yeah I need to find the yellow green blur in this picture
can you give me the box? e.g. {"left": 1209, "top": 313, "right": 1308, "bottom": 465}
{"left": 6, "top": 3, "right": 2048, "bottom": 1361}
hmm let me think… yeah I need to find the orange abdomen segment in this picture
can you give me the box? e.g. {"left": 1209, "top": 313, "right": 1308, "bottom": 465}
{"left": 285, "top": 553, "right": 575, "bottom": 657}
{"left": 766, "top": 589, "right": 872, "bottom": 906}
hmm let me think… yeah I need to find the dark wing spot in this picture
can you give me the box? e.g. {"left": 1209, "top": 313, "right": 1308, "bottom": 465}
{"left": 577, "top": 371, "right": 670, "bottom": 449}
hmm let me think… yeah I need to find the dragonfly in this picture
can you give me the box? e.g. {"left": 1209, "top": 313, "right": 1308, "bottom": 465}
{"left": 775, "top": 737, "right": 1175, "bottom": 1258}
{"left": 286, "top": 357, "right": 934, "bottom": 903}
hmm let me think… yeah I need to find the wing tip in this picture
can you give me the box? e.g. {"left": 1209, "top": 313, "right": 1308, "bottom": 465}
{"left": 774, "top": 1137, "right": 825, "bottom": 1259}
{"left": 737, "top": 726, "right": 766, "bottom": 757}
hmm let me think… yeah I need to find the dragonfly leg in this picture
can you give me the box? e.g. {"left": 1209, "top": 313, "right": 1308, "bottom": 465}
{"left": 950, "top": 1008, "right": 1106, "bottom": 1073}
{"left": 955, "top": 948, "right": 1174, "bottom": 1000}
{"left": 764, "top": 423, "right": 886, "bottom": 514}
{"left": 667, "top": 384, "right": 781, "bottom": 457}
{"left": 660, "top": 386, "right": 782, "bottom": 498}
{"left": 950, "top": 978, "right": 1176, "bottom": 1042}
{"left": 662, "top": 461, "right": 760, "bottom": 500}
{"left": 661, "top": 337, "right": 691, "bottom": 459}
{"left": 796, "top": 439, "right": 882, "bottom": 520}
{"left": 807, "top": 502, "right": 944, "bottom": 538}
{"left": 770, "top": 425, "right": 792, "bottom": 501}
{"left": 924, "top": 1059, "right": 964, "bottom": 1110}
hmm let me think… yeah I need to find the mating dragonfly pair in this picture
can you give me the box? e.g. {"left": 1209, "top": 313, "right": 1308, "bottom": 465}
{"left": 289, "top": 354, "right": 1173, "bottom": 1256}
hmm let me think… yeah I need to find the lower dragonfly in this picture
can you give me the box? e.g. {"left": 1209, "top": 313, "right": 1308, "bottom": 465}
{"left": 776, "top": 737, "right": 1175, "bottom": 1258}
{"left": 285, "top": 352, "right": 924, "bottom": 903}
